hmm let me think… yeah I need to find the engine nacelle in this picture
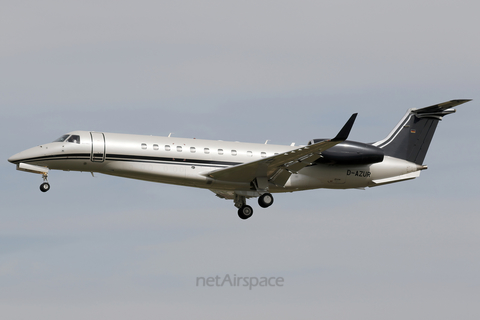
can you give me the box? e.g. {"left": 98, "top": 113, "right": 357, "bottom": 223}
{"left": 308, "top": 139, "right": 384, "bottom": 165}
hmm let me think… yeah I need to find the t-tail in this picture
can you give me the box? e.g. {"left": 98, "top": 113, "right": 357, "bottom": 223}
{"left": 373, "top": 99, "right": 471, "bottom": 165}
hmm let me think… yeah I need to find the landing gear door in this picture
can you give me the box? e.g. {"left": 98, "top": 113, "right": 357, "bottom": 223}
{"left": 90, "top": 132, "right": 105, "bottom": 162}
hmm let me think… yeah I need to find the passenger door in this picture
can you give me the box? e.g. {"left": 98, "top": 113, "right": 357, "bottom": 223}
{"left": 90, "top": 132, "right": 105, "bottom": 162}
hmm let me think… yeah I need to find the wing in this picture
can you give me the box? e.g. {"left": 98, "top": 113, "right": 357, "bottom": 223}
{"left": 203, "top": 113, "right": 357, "bottom": 187}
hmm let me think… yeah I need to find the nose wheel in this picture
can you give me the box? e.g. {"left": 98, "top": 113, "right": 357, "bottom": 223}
{"left": 39, "top": 174, "right": 50, "bottom": 192}
{"left": 40, "top": 182, "right": 50, "bottom": 192}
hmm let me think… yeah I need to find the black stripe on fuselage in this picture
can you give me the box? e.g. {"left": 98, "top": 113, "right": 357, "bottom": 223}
{"left": 106, "top": 154, "right": 242, "bottom": 167}
{"left": 12, "top": 153, "right": 91, "bottom": 164}
{"left": 15, "top": 153, "right": 242, "bottom": 168}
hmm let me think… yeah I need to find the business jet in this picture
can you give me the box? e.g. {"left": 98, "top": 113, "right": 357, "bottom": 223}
{"left": 8, "top": 100, "right": 470, "bottom": 219}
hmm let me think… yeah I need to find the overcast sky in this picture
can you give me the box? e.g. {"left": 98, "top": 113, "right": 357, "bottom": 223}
{"left": 1, "top": 1, "right": 479, "bottom": 319}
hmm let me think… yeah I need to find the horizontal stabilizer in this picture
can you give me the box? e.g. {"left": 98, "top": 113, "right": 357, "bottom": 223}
{"left": 412, "top": 99, "right": 471, "bottom": 118}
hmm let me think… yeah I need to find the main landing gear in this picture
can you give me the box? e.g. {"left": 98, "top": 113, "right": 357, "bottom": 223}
{"left": 258, "top": 193, "right": 274, "bottom": 208}
{"left": 238, "top": 205, "right": 253, "bottom": 220}
{"left": 39, "top": 173, "right": 50, "bottom": 192}
{"left": 235, "top": 193, "right": 274, "bottom": 220}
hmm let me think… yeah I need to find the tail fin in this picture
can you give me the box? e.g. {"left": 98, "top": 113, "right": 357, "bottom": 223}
{"left": 373, "top": 100, "right": 471, "bottom": 164}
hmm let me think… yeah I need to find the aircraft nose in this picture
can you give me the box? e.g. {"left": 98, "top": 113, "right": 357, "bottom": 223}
{"left": 8, "top": 152, "right": 23, "bottom": 163}
{"left": 8, "top": 146, "right": 44, "bottom": 164}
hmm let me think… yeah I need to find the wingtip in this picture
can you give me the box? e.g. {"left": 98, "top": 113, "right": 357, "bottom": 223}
{"left": 452, "top": 99, "right": 472, "bottom": 104}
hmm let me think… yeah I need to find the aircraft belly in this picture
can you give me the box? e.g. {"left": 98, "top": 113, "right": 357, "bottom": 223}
{"left": 98, "top": 161, "right": 232, "bottom": 188}
{"left": 48, "top": 160, "right": 91, "bottom": 171}
{"left": 283, "top": 157, "right": 422, "bottom": 190}
{"left": 25, "top": 158, "right": 88, "bottom": 172}
{"left": 286, "top": 164, "right": 373, "bottom": 190}
{"left": 101, "top": 161, "right": 184, "bottom": 183}
{"left": 367, "top": 156, "right": 419, "bottom": 185}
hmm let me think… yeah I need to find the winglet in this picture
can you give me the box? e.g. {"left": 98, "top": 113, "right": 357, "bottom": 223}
{"left": 332, "top": 113, "right": 357, "bottom": 141}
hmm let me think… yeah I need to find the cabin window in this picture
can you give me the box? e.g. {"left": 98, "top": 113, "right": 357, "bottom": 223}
{"left": 190, "top": 147, "right": 196, "bottom": 153}
{"left": 141, "top": 143, "right": 147, "bottom": 150}
{"left": 261, "top": 152, "right": 267, "bottom": 158}
{"left": 274, "top": 153, "right": 279, "bottom": 155}
{"left": 177, "top": 146, "right": 182, "bottom": 152}
{"left": 66, "top": 135, "right": 80, "bottom": 144}
{"left": 204, "top": 148, "right": 210, "bottom": 154}
{"left": 218, "top": 149, "right": 224, "bottom": 155}
{"left": 247, "top": 151, "right": 252, "bottom": 157}
{"left": 231, "top": 150, "right": 237, "bottom": 156}
{"left": 165, "top": 145, "right": 171, "bottom": 151}
{"left": 153, "top": 144, "right": 159, "bottom": 150}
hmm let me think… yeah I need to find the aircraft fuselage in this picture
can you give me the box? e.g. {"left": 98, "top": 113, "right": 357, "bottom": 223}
{"left": 9, "top": 131, "right": 422, "bottom": 194}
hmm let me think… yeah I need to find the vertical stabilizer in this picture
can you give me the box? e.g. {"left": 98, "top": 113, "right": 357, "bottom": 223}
{"left": 373, "top": 100, "right": 471, "bottom": 164}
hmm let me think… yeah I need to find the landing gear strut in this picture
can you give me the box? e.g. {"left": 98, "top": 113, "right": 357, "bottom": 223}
{"left": 39, "top": 173, "right": 50, "bottom": 192}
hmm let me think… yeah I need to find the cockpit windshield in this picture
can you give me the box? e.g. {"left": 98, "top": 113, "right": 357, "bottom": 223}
{"left": 53, "top": 134, "right": 80, "bottom": 144}
{"left": 53, "top": 134, "right": 70, "bottom": 142}
{"left": 67, "top": 135, "right": 80, "bottom": 144}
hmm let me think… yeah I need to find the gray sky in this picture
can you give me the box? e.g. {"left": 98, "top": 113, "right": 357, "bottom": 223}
{"left": 1, "top": 1, "right": 479, "bottom": 319}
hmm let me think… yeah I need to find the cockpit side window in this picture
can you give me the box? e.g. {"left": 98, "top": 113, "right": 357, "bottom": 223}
{"left": 53, "top": 134, "right": 70, "bottom": 142}
{"left": 67, "top": 135, "right": 80, "bottom": 144}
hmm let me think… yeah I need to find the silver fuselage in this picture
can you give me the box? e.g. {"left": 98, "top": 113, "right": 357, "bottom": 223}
{"left": 8, "top": 130, "right": 422, "bottom": 194}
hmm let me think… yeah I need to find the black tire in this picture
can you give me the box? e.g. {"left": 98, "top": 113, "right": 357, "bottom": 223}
{"left": 238, "top": 205, "right": 253, "bottom": 220}
{"left": 258, "top": 193, "right": 274, "bottom": 208}
{"left": 40, "top": 182, "right": 50, "bottom": 192}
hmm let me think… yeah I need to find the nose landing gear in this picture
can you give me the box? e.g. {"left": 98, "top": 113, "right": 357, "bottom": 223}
{"left": 39, "top": 174, "right": 50, "bottom": 192}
